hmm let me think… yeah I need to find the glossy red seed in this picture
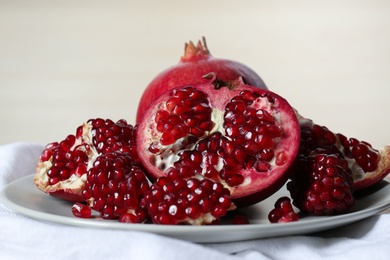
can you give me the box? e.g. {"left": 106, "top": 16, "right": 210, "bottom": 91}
{"left": 119, "top": 213, "right": 138, "bottom": 223}
{"left": 71, "top": 202, "right": 92, "bottom": 218}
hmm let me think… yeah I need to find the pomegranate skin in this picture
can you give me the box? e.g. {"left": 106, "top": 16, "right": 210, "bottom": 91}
{"left": 136, "top": 37, "right": 267, "bottom": 123}
{"left": 136, "top": 76, "right": 300, "bottom": 207}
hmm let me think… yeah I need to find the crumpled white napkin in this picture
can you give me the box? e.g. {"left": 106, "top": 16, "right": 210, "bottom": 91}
{"left": 1, "top": 142, "right": 390, "bottom": 260}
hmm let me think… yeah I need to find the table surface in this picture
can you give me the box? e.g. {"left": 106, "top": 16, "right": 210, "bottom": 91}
{"left": 1, "top": 2, "right": 390, "bottom": 213}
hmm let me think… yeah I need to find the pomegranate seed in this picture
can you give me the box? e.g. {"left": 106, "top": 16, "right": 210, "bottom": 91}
{"left": 72, "top": 202, "right": 92, "bottom": 218}
{"left": 119, "top": 213, "right": 138, "bottom": 223}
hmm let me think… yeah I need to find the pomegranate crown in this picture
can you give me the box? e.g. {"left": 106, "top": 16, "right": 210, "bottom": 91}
{"left": 181, "top": 36, "right": 211, "bottom": 62}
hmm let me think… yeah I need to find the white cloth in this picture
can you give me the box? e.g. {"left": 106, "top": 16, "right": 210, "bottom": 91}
{"left": 1, "top": 142, "right": 390, "bottom": 260}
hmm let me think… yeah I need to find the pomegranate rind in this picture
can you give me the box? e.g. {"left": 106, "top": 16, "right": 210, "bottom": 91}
{"left": 33, "top": 122, "right": 98, "bottom": 202}
{"left": 34, "top": 158, "right": 88, "bottom": 202}
{"left": 136, "top": 37, "right": 267, "bottom": 123}
{"left": 353, "top": 146, "right": 390, "bottom": 190}
{"left": 136, "top": 78, "right": 300, "bottom": 207}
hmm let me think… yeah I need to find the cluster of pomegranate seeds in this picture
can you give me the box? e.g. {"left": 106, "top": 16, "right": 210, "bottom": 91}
{"left": 43, "top": 136, "right": 90, "bottom": 186}
{"left": 153, "top": 87, "right": 213, "bottom": 146}
{"left": 287, "top": 154, "right": 355, "bottom": 216}
{"left": 300, "top": 123, "right": 379, "bottom": 174}
{"left": 268, "top": 196, "right": 299, "bottom": 223}
{"left": 337, "top": 134, "right": 379, "bottom": 173}
{"left": 35, "top": 118, "right": 140, "bottom": 194}
{"left": 81, "top": 151, "right": 150, "bottom": 221}
{"left": 86, "top": 118, "right": 140, "bottom": 162}
{"left": 167, "top": 132, "right": 245, "bottom": 187}
{"left": 224, "top": 90, "right": 282, "bottom": 162}
{"left": 141, "top": 173, "right": 235, "bottom": 225}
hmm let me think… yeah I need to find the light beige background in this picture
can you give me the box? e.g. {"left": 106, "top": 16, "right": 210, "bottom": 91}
{"left": 1, "top": 0, "right": 389, "bottom": 149}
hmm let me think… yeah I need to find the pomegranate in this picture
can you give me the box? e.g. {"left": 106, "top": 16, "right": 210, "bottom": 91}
{"left": 141, "top": 172, "right": 235, "bottom": 225}
{"left": 136, "top": 37, "right": 267, "bottom": 123}
{"left": 34, "top": 118, "right": 141, "bottom": 202}
{"left": 294, "top": 111, "right": 390, "bottom": 191}
{"left": 136, "top": 75, "right": 300, "bottom": 207}
{"left": 80, "top": 151, "right": 150, "bottom": 222}
{"left": 287, "top": 153, "right": 355, "bottom": 216}
{"left": 268, "top": 196, "right": 299, "bottom": 223}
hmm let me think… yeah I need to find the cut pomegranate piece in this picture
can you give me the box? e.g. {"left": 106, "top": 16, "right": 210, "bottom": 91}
{"left": 140, "top": 172, "right": 235, "bottom": 225}
{"left": 136, "top": 37, "right": 267, "bottom": 123}
{"left": 136, "top": 75, "right": 300, "bottom": 207}
{"left": 287, "top": 153, "right": 355, "bottom": 216}
{"left": 81, "top": 151, "right": 150, "bottom": 221}
{"left": 295, "top": 111, "right": 390, "bottom": 191}
{"left": 34, "top": 118, "right": 141, "bottom": 202}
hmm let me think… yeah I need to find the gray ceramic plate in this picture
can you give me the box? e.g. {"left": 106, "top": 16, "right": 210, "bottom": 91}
{"left": 1, "top": 174, "right": 390, "bottom": 243}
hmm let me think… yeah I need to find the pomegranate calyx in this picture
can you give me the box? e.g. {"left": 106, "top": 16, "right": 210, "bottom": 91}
{"left": 181, "top": 36, "right": 210, "bottom": 62}
{"left": 202, "top": 73, "right": 245, "bottom": 91}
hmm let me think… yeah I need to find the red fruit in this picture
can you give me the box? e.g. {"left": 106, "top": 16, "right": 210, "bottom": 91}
{"left": 136, "top": 37, "right": 267, "bottom": 123}
{"left": 287, "top": 153, "right": 355, "bottom": 216}
{"left": 268, "top": 196, "right": 299, "bottom": 223}
{"left": 295, "top": 111, "right": 390, "bottom": 191}
{"left": 34, "top": 118, "right": 140, "bottom": 202}
{"left": 136, "top": 75, "right": 300, "bottom": 207}
{"left": 140, "top": 173, "right": 235, "bottom": 225}
{"left": 81, "top": 151, "right": 150, "bottom": 221}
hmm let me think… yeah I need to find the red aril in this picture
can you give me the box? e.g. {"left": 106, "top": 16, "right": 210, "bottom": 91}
{"left": 34, "top": 118, "right": 142, "bottom": 202}
{"left": 136, "top": 37, "right": 267, "bottom": 123}
{"left": 71, "top": 202, "right": 92, "bottom": 218}
{"left": 136, "top": 75, "right": 300, "bottom": 207}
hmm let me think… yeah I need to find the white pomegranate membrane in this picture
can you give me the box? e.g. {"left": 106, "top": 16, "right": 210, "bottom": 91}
{"left": 137, "top": 77, "right": 300, "bottom": 207}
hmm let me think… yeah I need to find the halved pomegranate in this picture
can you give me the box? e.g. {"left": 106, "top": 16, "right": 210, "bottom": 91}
{"left": 34, "top": 118, "right": 141, "bottom": 202}
{"left": 294, "top": 111, "right": 390, "bottom": 191}
{"left": 136, "top": 75, "right": 300, "bottom": 207}
{"left": 136, "top": 37, "right": 267, "bottom": 123}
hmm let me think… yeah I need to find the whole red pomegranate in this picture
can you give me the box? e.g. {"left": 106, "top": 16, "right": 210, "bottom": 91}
{"left": 136, "top": 37, "right": 267, "bottom": 123}
{"left": 136, "top": 75, "right": 300, "bottom": 207}
{"left": 34, "top": 118, "right": 143, "bottom": 202}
